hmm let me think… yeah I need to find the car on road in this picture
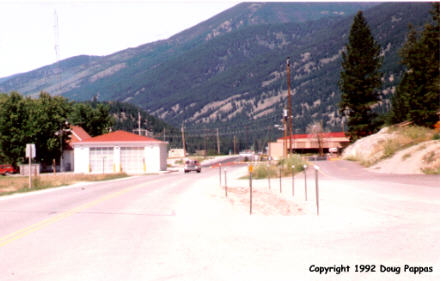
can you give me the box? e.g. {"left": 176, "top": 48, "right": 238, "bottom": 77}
{"left": 184, "top": 160, "right": 201, "bottom": 173}
{"left": 0, "top": 164, "right": 18, "bottom": 176}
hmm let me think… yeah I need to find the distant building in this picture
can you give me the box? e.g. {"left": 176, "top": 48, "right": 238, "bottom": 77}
{"left": 268, "top": 132, "right": 350, "bottom": 160}
{"left": 72, "top": 130, "right": 168, "bottom": 174}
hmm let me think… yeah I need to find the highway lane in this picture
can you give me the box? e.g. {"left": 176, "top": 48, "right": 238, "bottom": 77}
{"left": 0, "top": 168, "right": 220, "bottom": 281}
{"left": 313, "top": 160, "right": 439, "bottom": 202}
{"left": 0, "top": 160, "right": 439, "bottom": 281}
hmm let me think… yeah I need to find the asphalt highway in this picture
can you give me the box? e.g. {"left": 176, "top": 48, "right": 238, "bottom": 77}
{"left": 0, "top": 169, "right": 219, "bottom": 281}
{"left": 0, "top": 160, "right": 438, "bottom": 281}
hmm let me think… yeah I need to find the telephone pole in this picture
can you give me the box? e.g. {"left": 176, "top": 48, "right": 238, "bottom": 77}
{"left": 181, "top": 123, "right": 186, "bottom": 158}
{"left": 287, "top": 57, "right": 293, "bottom": 156}
{"left": 137, "top": 112, "right": 141, "bottom": 136}
{"left": 216, "top": 128, "right": 220, "bottom": 155}
{"left": 283, "top": 108, "right": 288, "bottom": 158}
{"left": 233, "top": 135, "right": 237, "bottom": 155}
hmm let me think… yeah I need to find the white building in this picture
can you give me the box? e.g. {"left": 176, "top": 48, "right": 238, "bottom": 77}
{"left": 73, "top": 130, "right": 168, "bottom": 174}
{"left": 64, "top": 126, "right": 92, "bottom": 172}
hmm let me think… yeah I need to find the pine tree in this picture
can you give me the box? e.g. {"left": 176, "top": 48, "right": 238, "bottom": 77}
{"left": 391, "top": 3, "right": 440, "bottom": 126}
{"left": 339, "top": 11, "right": 383, "bottom": 141}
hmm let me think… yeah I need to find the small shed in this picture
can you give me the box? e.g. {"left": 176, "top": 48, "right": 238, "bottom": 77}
{"left": 73, "top": 130, "right": 167, "bottom": 174}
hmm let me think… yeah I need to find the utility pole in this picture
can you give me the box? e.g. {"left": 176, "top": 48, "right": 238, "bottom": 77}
{"left": 137, "top": 112, "right": 141, "bottom": 136}
{"left": 181, "top": 123, "right": 186, "bottom": 158}
{"left": 163, "top": 128, "right": 166, "bottom": 141}
{"left": 53, "top": 10, "right": 62, "bottom": 95}
{"left": 204, "top": 129, "right": 207, "bottom": 156}
{"left": 283, "top": 108, "right": 288, "bottom": 158}
{"left": 233, "top": 135, "right": 237, "bottom": 155}
{"left": 246, "top": 126, "right": 249, "bottom": 151}
{"left": 216, "top": 128, "right": 220, "bottom": 155}
{"left": 287, "top": 57, "right": 293, "bottom": 157}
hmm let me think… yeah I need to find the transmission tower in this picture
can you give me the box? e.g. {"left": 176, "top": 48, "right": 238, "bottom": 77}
{"left": 54, "top": 10, "right": 62, "bottom": 95}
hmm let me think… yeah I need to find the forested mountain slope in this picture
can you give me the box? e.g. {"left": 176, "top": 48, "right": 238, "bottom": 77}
{"left": 0, "top": 2, "right": 431, "bottom": 137}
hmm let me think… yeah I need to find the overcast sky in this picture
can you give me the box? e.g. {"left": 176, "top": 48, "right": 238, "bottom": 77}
{"left": 0, "top": 0, "right": 242, "bottom": 78}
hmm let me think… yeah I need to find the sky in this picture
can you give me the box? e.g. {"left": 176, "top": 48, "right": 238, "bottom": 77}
{"left": 0, "top": 0, "right": 413, "bottom": 78}
{"left": 0, "top": 0, "right": 241, "bottom": 78}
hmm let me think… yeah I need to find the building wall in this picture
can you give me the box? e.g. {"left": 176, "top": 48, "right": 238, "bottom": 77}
{"left": 159, "top": 143, "right": 168, "bottom": 171}
{"left": 74, "top": 146, "right": 90, "bottom": 173}
{"left": 268, "top": 135, "right": 349, "bottom": 159}
{"left": 268, "top": 142, "right": 284, "bottom": 160}
{"left": 74, "top": 143, "right": 167, "bottom": 174}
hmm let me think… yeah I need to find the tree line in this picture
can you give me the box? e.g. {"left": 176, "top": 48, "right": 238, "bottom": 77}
{"left": 339, "top": 3, "right": 439, "bottom": 141}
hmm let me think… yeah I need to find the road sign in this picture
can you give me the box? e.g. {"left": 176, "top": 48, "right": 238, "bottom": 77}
{"left": 248, "top": 164, "right": 253, "bottom": 173}
{"left": 26, "top": 144, "right": 36, "bottom": 159}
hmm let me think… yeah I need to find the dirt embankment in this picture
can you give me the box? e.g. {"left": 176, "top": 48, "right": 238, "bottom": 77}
{"left": 342, "top": 126, "right": 440, "bottom": 174}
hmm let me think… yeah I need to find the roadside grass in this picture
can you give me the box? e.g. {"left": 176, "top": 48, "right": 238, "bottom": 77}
{"left": 240, "top": 155, "right": 306, "bottom": 179}
{"left": 0, "top": 173, "right": 128, "bottom": 196}
{"left": 382, "top": 126, "right": 434, "bottom": 159}
{"left": 422, "top": 167, "right": 440, "bottom": 174}
{"left": 421, "top": 150, "right": 440, "bottom": 175}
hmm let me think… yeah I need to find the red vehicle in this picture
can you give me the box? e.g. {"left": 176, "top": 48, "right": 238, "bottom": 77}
{"left": 0, "top": 164, "right": 17, "bottom": 175}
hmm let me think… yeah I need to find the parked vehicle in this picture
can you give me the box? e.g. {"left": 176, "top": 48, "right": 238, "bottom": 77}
{"left": 0, "top": 164, "right": 18, "bottom": 175}
{"left": 184, "top": 160, "right": 201, "bottom": 173}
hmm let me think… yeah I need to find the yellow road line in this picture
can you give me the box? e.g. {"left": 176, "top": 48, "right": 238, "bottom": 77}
{"left": 0, "top": 182, "right": 146, "bottom": 248}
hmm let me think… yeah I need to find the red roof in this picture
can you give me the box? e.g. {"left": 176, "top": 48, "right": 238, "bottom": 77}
{"left": 80, "top": 130, "right": 162, "bottom": 143}
{"left": 279, "top": 132, "right": 347, "bottom": 140}
{"left": 70, "top": 126, "right": 91, "bottom": 143}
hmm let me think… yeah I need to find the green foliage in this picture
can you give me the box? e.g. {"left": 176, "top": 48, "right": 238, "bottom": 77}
{"left": 69, "top": 102, "right": 114, "bottom": 137}
{"left": 338, "top": 11, "right": 383, "bottom": 142}
{"left": 248, "top": 155, "right": 306, "bottom": 179}
{"left": 390, "top": 3, "right": 440, "bottom": 127}
{"left": 0, "top": 92, "right": 117, "bottom": 167}
{"left": 0, "top": 92, "right": 33, "bottom": 167}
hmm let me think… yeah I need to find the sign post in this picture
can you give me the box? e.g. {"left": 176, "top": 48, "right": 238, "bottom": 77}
{"left": 292, "top": 165, "right": 295, "bottom": 197}
{"left": 267, "top": 163, "right": 271, "bottom": 190}
{"left": 279, "top": 166, "right": 282, "bottom": 193}
{"left": 304, "top": 164, "right": 308, "bottom": 200}
{"left": 314, "top": 165, "right": 320, "bottom": 216}
{"left": 224, "top": 168, "right": 228, "bottom": 197}
{"left": 249, "top": 164, "right": 253, "bottom": 215}
{"left": 26, "top": 144, "right": 36, "bottom": 189}
{"left": 219, "top": 163, "right": 222, "bottom": 187}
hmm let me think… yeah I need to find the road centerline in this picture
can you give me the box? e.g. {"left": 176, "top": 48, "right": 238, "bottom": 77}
{"left": 0, "top": 180, "right": 154, "bottom": 248}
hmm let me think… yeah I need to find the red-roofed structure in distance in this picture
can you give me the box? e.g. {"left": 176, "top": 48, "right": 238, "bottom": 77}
{"left": 72, "top": 130, "right": 168, "bottom": 174}
{"left": 268, "top": 132, "right": 350, "bottom": 160}
{"left": 62, "top": 126, "right": 92, "bottom": 172}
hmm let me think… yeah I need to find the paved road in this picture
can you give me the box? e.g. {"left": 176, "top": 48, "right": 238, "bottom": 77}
{"left": 0, "top": 169, "right": 218, "bottom": 281}
{"left": 0, "top": 160, "right": 439, "bottom": 281}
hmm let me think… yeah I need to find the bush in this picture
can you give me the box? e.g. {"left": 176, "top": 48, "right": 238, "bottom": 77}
{"left": 247, "top": 155, "right": 306, "bottom": 179}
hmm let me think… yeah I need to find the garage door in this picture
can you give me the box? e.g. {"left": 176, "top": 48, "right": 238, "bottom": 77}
{"left": 90, "top": 147, "right": 114, "bottom": 173}
{"left": 120, "top": 147, "right": 144, "bottom": 173}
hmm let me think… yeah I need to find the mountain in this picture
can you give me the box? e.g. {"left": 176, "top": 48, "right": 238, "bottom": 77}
{"left": 0, "top": 2, "right": 432, "bottom": 142}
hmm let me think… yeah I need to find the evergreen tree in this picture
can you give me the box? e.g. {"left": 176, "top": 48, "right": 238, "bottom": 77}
{"left": 339, "top": 11, "right": 383, "bottom": 141}
{"left": 390, "top": 3, "right": 440, "bottom": 126}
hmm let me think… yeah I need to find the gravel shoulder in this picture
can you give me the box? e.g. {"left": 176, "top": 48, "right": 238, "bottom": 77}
{"left": 173, "top": 165, "right": 440, "bottom": 281}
